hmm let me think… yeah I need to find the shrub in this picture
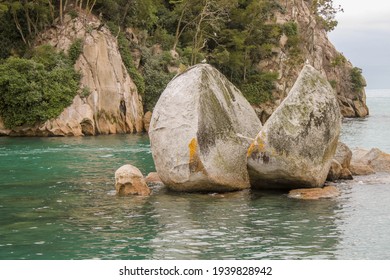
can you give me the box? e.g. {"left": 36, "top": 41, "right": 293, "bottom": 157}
{"left": 31, "top": 45, "right": 70, "bottom": 70}
{"left": 0, "top": 53, "right": 79, "bottom": 128}
{"left": 331, "top": 54, "right": 346, "bottom": 67}
{"left": 350, "top": 67, "right": 365, "bottom": 92}
{"left": 282, "top": 22, "right": 298, "bottom": 36}
{"left": 240, "top": 72, "right": 278, "bottom": 104}
{"left": 141, "top": 49, "right": 175, "bottom": 111}
{"left": 68, "top": 38, "right": 84, "bottom": 64}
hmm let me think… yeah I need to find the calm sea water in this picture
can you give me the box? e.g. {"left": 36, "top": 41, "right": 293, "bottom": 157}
{"left": 0, "top": 89, "right": 389, "bottom": 260}
{"left": 341, "top": 89, "right": 390, "bottom": 152}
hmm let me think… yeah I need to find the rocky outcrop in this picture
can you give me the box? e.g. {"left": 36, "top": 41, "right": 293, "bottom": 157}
{"left": 2, "top": 12, "right": 143, "bottom": 136}
{"left": 248, "top": 65, "right": 341, "bottom": 189}
{"left": 115, "top": 164, "right": 151, "bottom": 196}
{"left": 255, "top": 0, "right": 368, "bottom": 120}
{"left": 149, "top": 64, "right": 262, "bottom": 192}
{"left": 327, "top": 142, "right": 353, "bottom": 181}
{"left": 288, "top": 186, "right": 340, "bottom": 200}
{"left": 349, "top": 164, "right": 375, "bottom": 176}
{"left": 351, "top": 148, "right": 390, "bottom": 173}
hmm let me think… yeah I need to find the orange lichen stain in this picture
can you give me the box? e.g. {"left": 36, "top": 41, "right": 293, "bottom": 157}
{"left": 247, "top": 136, "right": 266, "bottom": 157}
{"left": 188, "top": 138, "right": 205, "bottom": 173}
{"left": 189, "top": 138, "right": 197, "bottom": 161}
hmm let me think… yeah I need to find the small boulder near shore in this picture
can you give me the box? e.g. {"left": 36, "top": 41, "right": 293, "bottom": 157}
{"left": 351, "top": 148, "right": 390, "bottom": 173}
{"left": 288, "top": 186, "right": 340, "bottom": 200}
{"left": 248, "top": 65, "right": 342, "bottom": 189}
{"left": 115, "top": 165, "right": 151, "bottom": 196}
{"left": 149, "top": 64, "right": 262, "bottom": 192}
{"left": 327, "top": 142, "right": 353, "bottom": 181}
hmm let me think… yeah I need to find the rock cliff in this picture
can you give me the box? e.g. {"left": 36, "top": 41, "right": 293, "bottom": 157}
{"left": 0, "top": 12, "right": 143, "bottom": 136}
{"left": 256, "top": 0, "right": 369, "bottom": 121}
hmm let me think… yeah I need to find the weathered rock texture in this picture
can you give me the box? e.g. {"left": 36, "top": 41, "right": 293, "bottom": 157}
{"left": 351, "top": 148, "right": 390, "bottom": 173}
{"left": 149, "top": 64, "right": 262, "bottom": 192}
{"left": 2, "top": 12, "right": 143, "bottom": 136}
{"left": 288, "top": 186, "right": 340, "bottom": 200}
{"left": 327, "top": 142, "right": 353, "bottom": 181}
{"left": 248, "top": 65, "right": 341, "bottom": 189}
{"left": 255, "top": 0, "right": 369, "bottom": 120}
{"left": 115, "top": 164, "right": 151, "bottom": 196}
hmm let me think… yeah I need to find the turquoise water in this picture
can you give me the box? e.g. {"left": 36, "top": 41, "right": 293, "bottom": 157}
{"left": 341, "top": 89, "right": 390, "bottom": 152}
{"left": 0, "top": 90, "right": 390, "bottom": 260}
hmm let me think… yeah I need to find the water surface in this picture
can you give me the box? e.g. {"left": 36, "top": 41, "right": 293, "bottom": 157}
{"left": 1, "top": 90, "right": 390, "bottom": 260}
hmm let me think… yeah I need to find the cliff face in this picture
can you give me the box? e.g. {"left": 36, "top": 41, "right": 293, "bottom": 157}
{"left": 0, "top": 12, "right": 144, "bottom": 136}
{"left": 256, "top": 0, "right": 368, "bottom": 122}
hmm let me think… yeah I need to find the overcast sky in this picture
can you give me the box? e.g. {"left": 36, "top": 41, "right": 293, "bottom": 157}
{"left": 328, "top": 0, "right": 390, "bottom": 89}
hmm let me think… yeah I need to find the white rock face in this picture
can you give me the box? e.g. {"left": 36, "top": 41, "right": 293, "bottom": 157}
{"left": 247, "top": 65, "right": 342, "bottom": 188}
{"left": 149, "top": 64, "right": 262, "bottom": 192}
{"left": 115, "top": 164, "right": 151, "bottom": 196}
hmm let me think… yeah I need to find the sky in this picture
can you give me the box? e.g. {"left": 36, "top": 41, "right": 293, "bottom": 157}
{"left": 328, "top": 0, "right": 390, "bottom": 89}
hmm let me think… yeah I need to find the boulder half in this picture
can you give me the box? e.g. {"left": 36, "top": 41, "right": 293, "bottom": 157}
{"left": 247, "top": 65, "right": 342, "bottom": 188}
{"left": 149, "top": 64, "right": 262, "bottom": 192}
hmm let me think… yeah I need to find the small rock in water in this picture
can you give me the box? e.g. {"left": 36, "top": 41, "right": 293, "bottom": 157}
{"left": 349, "top": 164, "right": 375, "bottom": 176}
{"left": 351, "top": 148, "right": 390, "bottom": 173}
{"left": 288, "top": 186, "right": 340, "bottom": 200}
{"left": 145, "top": 172, "right": 163, "bottom": 185}
{"left": 115, "top": 164, "right": 151, "bottom": 196}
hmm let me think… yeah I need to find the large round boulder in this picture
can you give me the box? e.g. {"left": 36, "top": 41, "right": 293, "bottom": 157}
{"left": 149, "top": 64, "right": 262, "bottom": 192}
{"left": 247, "top": 64, "right": 342, "bottom": 188}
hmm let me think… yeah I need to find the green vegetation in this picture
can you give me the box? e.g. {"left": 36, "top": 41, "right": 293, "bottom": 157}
{"left": 241, "top": 72, "right": 279, "bottom": 104}
{"left": 68, "top": 38, "right": 84, "bottom": 64}
{"left": 0, "top": 46, "right": 80, "bottom": 128}
{"left": 350, "top": 67, "right": 365, "bottom": 92}
{"left": 331, "top": 54, "right": 346, "bottom": 67}
{"left": 309, "top": 0, "right": 343, "bottom": 32}
{"left": 106, "top": 22, "right": 146, "bottom": 96}
{"left": 142, "top": 49, "right": 176, "bottom": 111}
{"left": 329, "top": 79, "right": 337, "bottom": 89}
{"left": 0, "top": 0, "right": 348, "bottom": 123}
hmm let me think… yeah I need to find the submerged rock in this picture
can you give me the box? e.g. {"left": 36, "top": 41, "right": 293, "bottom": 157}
{"left": 349, "top": 164, "right": 375, "bottom": 176}
{"left": 149, "top": 64, "right": 262, "bottom": 192}
{"left": 288, "top": 186, "right": 340, "bottom": 200}
{"left": 145, "top": 172, "right": 164, "bottom": 186}
{"left": 115, "top": 165, "right": 151, "bottom": 196}
{"left": 248, "top": 65, "right": 342, "bottom": 189}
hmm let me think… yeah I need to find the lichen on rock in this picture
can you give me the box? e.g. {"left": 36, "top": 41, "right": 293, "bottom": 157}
{"left": 248, "top": 64, "right": 342, "bottom": 189}
{"left": 149, "top": 64, "right": 262, "bottom": 192}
